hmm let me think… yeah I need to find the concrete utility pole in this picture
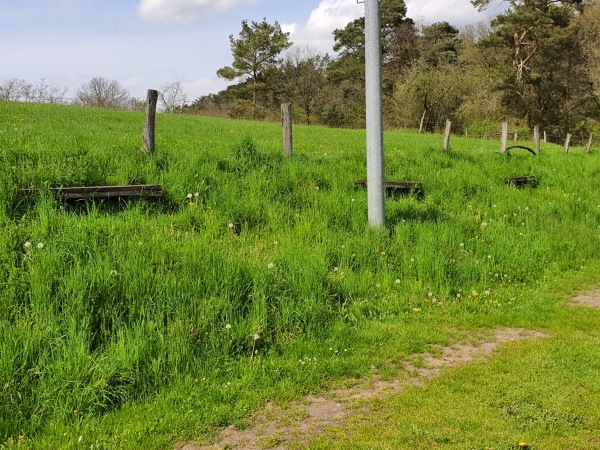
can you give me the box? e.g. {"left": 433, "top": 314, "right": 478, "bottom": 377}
{"left": 364, "top": 0, "right": 385, "bottom": 227}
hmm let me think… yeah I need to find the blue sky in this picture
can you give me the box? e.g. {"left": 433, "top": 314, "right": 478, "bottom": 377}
{"left": 0, "top": 0, "right": 505, "bottom": 101}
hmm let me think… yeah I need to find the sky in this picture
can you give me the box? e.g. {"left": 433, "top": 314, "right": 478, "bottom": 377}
{"left": 0, "top": 0, "right": 506, "bottom": 101}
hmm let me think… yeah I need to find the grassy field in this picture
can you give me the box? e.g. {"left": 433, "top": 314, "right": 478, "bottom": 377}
{"left": 1, "top": 100, "right": 600, "bottom": 449}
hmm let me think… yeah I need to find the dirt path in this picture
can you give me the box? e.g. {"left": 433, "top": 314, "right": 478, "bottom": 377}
{"left": 177, "top": 290, "right": 600, "bottom": 450}
{"left": 177, "top": 328, "right": 548, "bottom": 450}
{"left": 570, "top": 289, "right": 600, "bottom": 309}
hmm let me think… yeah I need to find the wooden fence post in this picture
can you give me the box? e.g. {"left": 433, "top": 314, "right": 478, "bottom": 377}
{"left": 534, "top": 125, "right": 541, "bottom": 155}
{"left": 443, "top": 120, "right": 451, "bottom": 152}
{"left": 282, "top": 103, "right": 293, "bottom": 156}
{"left": 143, "top": 89, "right": 158, "bottom": 154}
{"left": 501, "top": 122, "right": 508, "bottom": 153}
{"left": 543, "top": 131, "right": 547, "bottom": 143}
{"left": 514, "top": 131, "right": 518, "bottom": 142}
{"left": 585, "top": 133, "right": 593, "bottom": 154}
{"left": 564, "top": 133, "right": 572, "bottom": 154}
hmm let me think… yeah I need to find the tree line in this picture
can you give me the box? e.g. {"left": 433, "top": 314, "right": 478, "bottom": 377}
{"left": 0, "top": 76, "right": 188, "bottom": 113}
{"left": 3, "top": 0, "right": 600, "bottom": 141}
{"left": 191, "top": 0, "right": 600, "bottom": 141}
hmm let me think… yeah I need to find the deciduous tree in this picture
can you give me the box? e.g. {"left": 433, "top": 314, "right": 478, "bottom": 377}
{"left": 75, "top": 77, "right": 130, "bottom": 109}
{"left": 159, "top": 80, "right": 187, "bottom": 113}
{"left": 475, "top": 0, "right": 598, "bottom": 134}
{"left": 280, "top": 47, "right": 330, "bottom": 125}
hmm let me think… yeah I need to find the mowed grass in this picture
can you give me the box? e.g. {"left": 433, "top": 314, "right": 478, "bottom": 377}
{"left": 1, "top": 100, "right": 600, "bottom": 449}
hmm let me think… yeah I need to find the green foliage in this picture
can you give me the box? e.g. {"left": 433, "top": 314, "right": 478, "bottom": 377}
{"left": 2, "top": 102, "right": 600, "bottom": 447}
{"left": 475, "top": 0, "right": 599, "bottom": 133}
{"left": 217, "top": 17, "right": 292, "bottom": 117}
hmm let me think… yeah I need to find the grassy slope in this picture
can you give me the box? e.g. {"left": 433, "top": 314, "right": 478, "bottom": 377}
{"left": 1, "top": 101, "right": 600, "bottom": 449}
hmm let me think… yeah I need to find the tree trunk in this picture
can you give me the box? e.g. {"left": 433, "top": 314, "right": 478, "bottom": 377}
{"left": 252, "top": 71, "right": 258, "bottom": 118}
{"left": 419, "top": 109, "right": 427, "bottom": 133}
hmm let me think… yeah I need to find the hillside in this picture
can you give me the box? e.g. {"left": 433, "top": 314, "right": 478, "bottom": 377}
{"left": 1, "top": 101, "right": 600, "bottom": 448}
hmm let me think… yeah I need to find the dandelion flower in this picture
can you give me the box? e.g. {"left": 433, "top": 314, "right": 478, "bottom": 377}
{"left": 109, "top": 270, "right": 118, "bottom": 277}
{"left": 413, "top": 308, "right": 422, "bottom": 312}
{"left": 428, "top": 292, "right": 433, "bottom": 297}
{"left": 267, "top": 262, "right": 275, "bottom": 270}
{"left": 24, "top": 241, "right": 32, "bottom": 248}
{"left": 186, "top": 193, "right": 192, "bottom": 199}
{"left": 376, "top": 283, "right": 381, "bottom": 288}
{"left": 194, "top": 192, "right": 199, "bottom": 197}
{"left": 225, "top": 324, "right": 232, "bottom": 331}
{"left": 37, "top": 243, "right": 44, "bottom": 249}
{"left": 194, "top": 378, "right": 199, "bottom": 383}
{"left": 395, "top": 279, "right": 401, "bottom": 285}
{"left": 253, "top": 333, "right": 260, "bottom": 340}
{"left": 380, "top": 251, "right": 386, "bottom": 256}
{"left": 480, "top": 222, "right": 488, "bottom": 228}
{"left": 228, "top": 223, "right": 234, "bottom": 229}
{"left": 73, "top": 409, "right": 78, "bottom": 415}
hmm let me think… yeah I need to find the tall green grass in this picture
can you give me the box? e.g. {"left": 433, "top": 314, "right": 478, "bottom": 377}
{"left": 1, "top": 100, "right": 600, "bottom": 447}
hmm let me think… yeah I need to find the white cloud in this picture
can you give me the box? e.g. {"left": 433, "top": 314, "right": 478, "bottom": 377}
{"left": 287, "top": 0, "right": 504, "bottom": 55}
{"left": 281, "top": 0, "right": 500, "bottom": 53}
{"left": 405, "top": 0, "right": 505, "bottom": 27}
{"left": 284, "top": 0, "right": 363, "bottom": 54}
{"left": 138, "top": 0, "right": 256, "bottom": 25}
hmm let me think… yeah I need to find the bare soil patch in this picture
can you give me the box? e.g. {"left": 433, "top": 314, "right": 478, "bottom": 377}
{"left": 176, "top": 327, "right": 547, "bottom": 450}
{"left": 569, "top": 289, "right": 600, "bottom": 309}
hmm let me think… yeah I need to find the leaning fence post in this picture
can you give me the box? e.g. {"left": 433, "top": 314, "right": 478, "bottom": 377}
{"left": 443, "top": 120, "right": 451, "bottom": 152}
{"left": 143, "top": 89, "right": 158, "bottom": 154}
{"left": 500, "top": 122, "right": 508, "bottom": 153}
{"left": 282, "top": 103, "right": 293, "bottom": 156}
{"left": 585, "top": 133, "right": 593, "bottom": 154}
{"left": 564, "top": 133, "right": 572, "bottom": 154}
